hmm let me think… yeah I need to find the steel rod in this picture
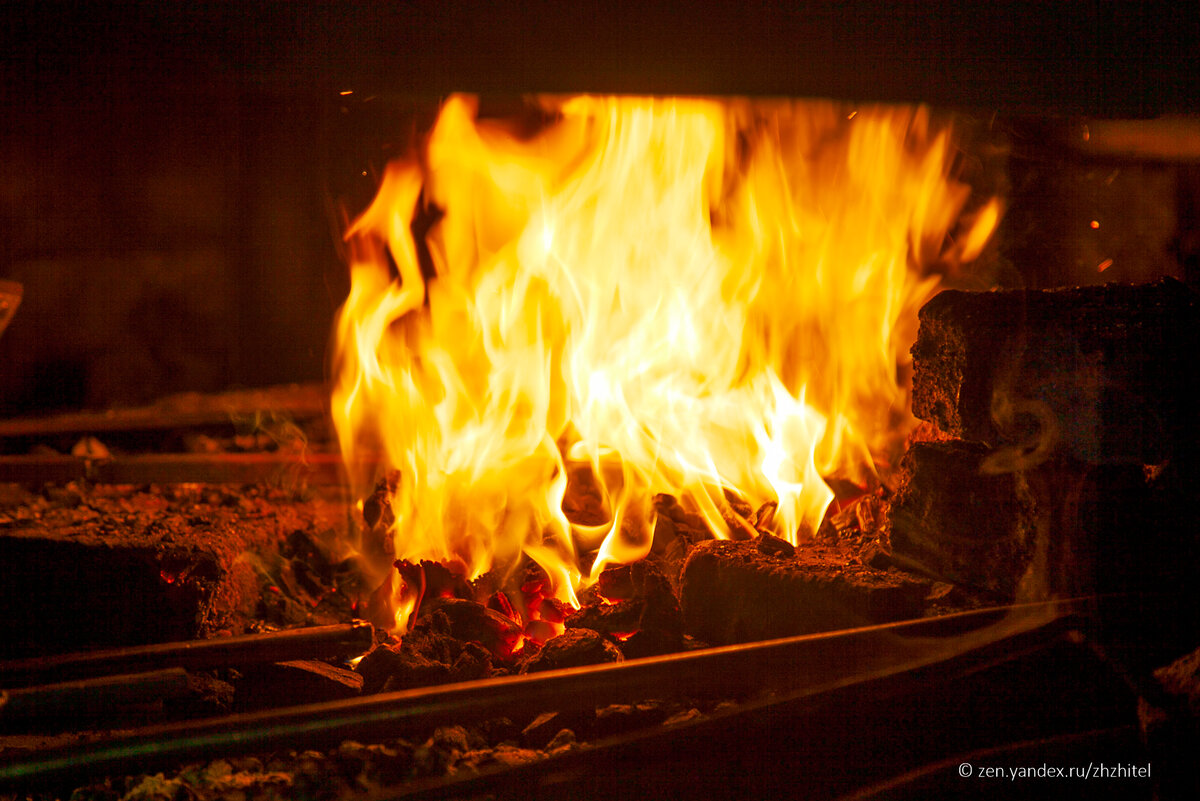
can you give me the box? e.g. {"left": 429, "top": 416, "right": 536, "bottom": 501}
{"left": 0, "top": 384, "right": 327, "bottom": 440}
{"left": 0, "top": 600, "right": 1090, "bottom": 790}
{"left": 384, "top": 620, "right": 1100, "bottom": 801}
{"left": 0, "top": 669, "right": 190, "bottom": 727}
{"left": 0, "top": 452, "right": 354, "bottom": 486}
{"left": 0, "top": 623, "right": 375, "bottom": 689}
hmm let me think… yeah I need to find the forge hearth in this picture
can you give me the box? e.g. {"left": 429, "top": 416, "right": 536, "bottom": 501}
{"left": 2, "top": 305, "right": 1197, "bottom": 797}
{"left": 4, "top": 176, "right": 1199, "bottom": 800}
{"left": 4, "top": 127, "right": 1200, "bottom": 797}
{"left": 5, "top": 4, "right": 1200, "bottom": 797}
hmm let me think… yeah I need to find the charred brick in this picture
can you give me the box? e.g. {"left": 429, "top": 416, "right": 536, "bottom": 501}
{"left": 680, "top": 539, "right": 929, "bottom": 645}
{"left": 886, "top": 440, "right": 1038, "bottom": 599}
{"left": 911, "top": 278, "right": 1200, "bottom": 464}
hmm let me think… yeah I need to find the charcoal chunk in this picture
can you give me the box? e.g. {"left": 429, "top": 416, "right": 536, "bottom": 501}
{"left": 518, "top": 628, "right": 623, "bottom": 674}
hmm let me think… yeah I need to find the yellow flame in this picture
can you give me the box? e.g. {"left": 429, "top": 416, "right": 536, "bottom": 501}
{"left": 332, "top": 95, "right": 998, "bottom": 631}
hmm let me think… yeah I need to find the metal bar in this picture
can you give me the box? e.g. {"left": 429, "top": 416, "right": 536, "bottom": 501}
{"left": 0, "top": 599, "right": 1090, "bottom": 791}
{"left": 0, "top": 452, "right": 356, "bottom": 486}
{"left": 387, "top": 612, "right": 1142, "bottom": 801}
{"left": 0, "top": 669, "right": 190, "bottom": 727}
{"left": 0, "top": 384, "right": 327, "bottom": 440}
{"left": 384, "top": 619, "right": 1099, "bottom": 801}
{"left": 0, "top": 623, "right": 375, "bottom": 689}
{"left": 1075, "top": 116, "right": 1200, "bottom": 161}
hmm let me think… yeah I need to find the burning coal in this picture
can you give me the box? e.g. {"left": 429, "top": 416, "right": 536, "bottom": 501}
{"left": 331, "top": 95, "right": 998, "bottom": 631}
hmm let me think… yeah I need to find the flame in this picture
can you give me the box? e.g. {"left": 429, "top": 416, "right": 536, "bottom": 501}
{"left": 332, "top": 96, "right": 997, "bottom": 631}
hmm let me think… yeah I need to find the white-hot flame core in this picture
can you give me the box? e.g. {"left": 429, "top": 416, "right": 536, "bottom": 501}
{"left": 332, "top": 96, "right": 997, "bottom": 628}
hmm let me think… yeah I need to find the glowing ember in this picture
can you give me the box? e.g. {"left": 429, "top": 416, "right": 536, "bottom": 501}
{"left": 332, "top": 95, "right": 999, "bottom": 631}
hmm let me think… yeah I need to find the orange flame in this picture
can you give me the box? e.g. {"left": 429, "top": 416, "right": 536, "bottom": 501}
{"left": 332, "top": 96, "right": 998, "bottom": 631}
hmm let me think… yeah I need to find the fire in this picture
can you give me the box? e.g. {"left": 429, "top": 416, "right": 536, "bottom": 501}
{"left": 332, "top": 95, "right": 998, "bottom": 631}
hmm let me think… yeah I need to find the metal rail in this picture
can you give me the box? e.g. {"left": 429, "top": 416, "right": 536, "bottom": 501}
{"left": 0, "top": 452, "right": 353, "bottom": 486}
{"left": 382, "top": 616, "right": 1113, "bottom": 800}
{"left": 0, "top": 670, "right": 190, "bottom": 728}
{"left": 0, "top": 600, "right": 1089, "bottom": 791}
{"left": 0, "top": 623, "right": 375, "bottom": 688}
{"left": 0, "top": 384, "right": 327, "bottom": 440}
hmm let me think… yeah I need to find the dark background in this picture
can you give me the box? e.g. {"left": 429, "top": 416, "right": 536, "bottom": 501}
{"left": 1, "top": 2, "right": 1197, "bottom": 416}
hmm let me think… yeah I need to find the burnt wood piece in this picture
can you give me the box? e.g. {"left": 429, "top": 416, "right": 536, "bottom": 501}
{"left": 0, "top": 486, "right": 322, "bottom": 657}
{"left": 0, "top": 602, "right": 1086, "bottom": 791}
{"left": 886, "top": 440, "right": 1038, "bottom": 600}
{"left": 679, "top": 540, "right": 931, "bottom": 645}
{"left": 910, "top": 278, "right": 1200, "bottom": 463}
{"left": 0, "top": 623, "right": 374, "bottom": 688}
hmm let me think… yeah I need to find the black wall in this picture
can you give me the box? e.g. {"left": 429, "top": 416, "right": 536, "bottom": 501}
{"left": 1, "top": 2, "right": 1196, "bottom": 414}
